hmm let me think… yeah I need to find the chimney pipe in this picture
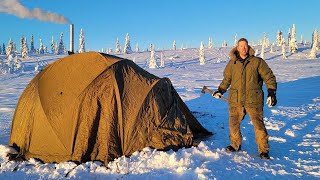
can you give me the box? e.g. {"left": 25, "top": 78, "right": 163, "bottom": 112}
{"left": 70, "top": 24, "right": 74, "bottom": 53}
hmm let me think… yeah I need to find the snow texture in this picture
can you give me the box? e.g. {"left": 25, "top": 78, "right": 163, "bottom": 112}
{"left": 0, "top": 43, "right": 319, "bottom": 179}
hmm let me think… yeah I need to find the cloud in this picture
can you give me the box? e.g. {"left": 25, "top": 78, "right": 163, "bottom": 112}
{"left": 0, "top": 0, "right": 70, "bottom": 24}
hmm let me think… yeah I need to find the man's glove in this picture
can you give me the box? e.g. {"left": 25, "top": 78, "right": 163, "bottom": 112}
{"left": 266, "top": 89, "right": 277, "bottom": 107}
{"left": 212, "top": 87, "right": 226, "bottom": 99}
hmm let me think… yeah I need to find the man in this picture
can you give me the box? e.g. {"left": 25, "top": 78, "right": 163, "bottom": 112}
{"left": 213, "top": 38, "right": 277, "bottom": 159}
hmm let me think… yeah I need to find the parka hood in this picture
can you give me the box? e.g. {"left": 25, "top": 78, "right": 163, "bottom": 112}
{"left": 230, "top": 46, "right": 255, "bottom": 61}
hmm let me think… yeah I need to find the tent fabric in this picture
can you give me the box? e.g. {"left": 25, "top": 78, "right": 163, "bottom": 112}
{"left": 9, "top": 52, "right": 211, "bottom": 164}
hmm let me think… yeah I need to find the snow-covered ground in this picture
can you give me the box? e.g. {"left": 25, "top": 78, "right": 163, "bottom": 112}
{"left": 0, "top": 44, "right": 319, "bottom": 179}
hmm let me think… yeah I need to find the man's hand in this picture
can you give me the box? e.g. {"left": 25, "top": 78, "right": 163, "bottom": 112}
{"left": 212, "top": 91, "right": 222, "bottom": 99}
{"left": 266, "top": 89, "right": 277, "bottom": 107}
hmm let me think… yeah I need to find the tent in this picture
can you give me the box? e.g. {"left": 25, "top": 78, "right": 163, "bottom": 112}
{"left": 9, "top": 52, "right": 211, "bottom": 164}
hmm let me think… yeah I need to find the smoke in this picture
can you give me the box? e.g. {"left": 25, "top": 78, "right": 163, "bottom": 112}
{"left": 0, "top": 0, "right": 70, "bottom": 24}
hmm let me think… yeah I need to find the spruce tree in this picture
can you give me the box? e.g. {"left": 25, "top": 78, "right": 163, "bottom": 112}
{"left": 6, "top": 38, "right": 15, "bottom": 58}
{"left": 51, "top": 36, "right": 55, "bottom": 54}
{"left": 136, "top": 43, "right": 139, "bottom": 52}
{"left": 149, "top": 44, "right": 157, "bottom": 68}
{"left": 289, "top": 24, "right": 297, "bottom": 53}
{"left": 199, "top": 41, "right": 205, "bottom": 65}
{"left": 57, "top": 33, "right": 64, "bottom": 54}
{"left": 2, "top": 43, "right": 6, "bottom": 55}
{"left": 309, "top": 41, "right": 317, "bottom": 59}
{"left": 123, "top": 33, "right": 132, "bottom": 54}
{"left": 172, "top": 40, "right": 176, "bottom": 50}
{"left": 160, "top": 52, "right": 165, "bottom": 67}
{"left": 208, "top": 37, "right": 213, "bottom": 49}
{"left": 115, "top": 38, "right": 121, "bottom": 53}
{"left": 30, "top": 34, "right": 36, "bottom": 54}
{"left": 39, "top": 39, "right": 44, "bottom": 54}
{"left": 234, "top": 34, "right": 237, "bottom": 47}
{"left": 21, "top": 37, "right": 29, "bottom": 58}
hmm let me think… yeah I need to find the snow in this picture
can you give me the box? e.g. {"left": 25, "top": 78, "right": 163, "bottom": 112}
{"left": 0, "top": 44, "right": 319, "bottom": 179}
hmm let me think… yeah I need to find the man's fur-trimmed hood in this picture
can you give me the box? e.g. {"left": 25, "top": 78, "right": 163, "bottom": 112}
{"left": 230, "top": 46, "right": 255, "bottom": 61}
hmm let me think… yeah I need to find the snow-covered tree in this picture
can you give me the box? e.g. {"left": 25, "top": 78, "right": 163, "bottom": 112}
{"left": 39, "top": 39, "right": 44, "bottom": 54}
{"left": 289, "top": 24, "right": 297, "bottom": 53}
{"left": 276, "top": 31, "right": 283, "bottom": 46}
{"left": 30, "top": 34, "right": 36, "bottom": 54}
{"left": 13, "top": 43, "right": 17, "bottom": 54}
{"left": 6, "top": 38, "right": 15, "bottom": 58}
{"left": 199, "top": 41, "right": 205, "bottom": 65}
{"left": 260, "top": 33, "right": 267, "bottom": 59}
{"left": 51, "top": 36, "right": 55, "bottom": 54}
{"left": 57, "top": 33, "right": 65, "bottom": 54}
{"left": 300, "top": 34, "right": 303, "bottom": 44}
{"left": 79, "top": 28, "right": 86, "bottom": 53}
{"left": 281, "top": 41, "right": 287, "bottom": 59}
{"left": 20, "top": 36, "right": 24, "bottom": 54}
{"left": 270, "top": 44, "right": 274, "bottom": 53}
{"left": 172, "top": 40, "right": 176, "bottom": 50}
{"left": 160, "top": 52, "right": 165, "bottom": 68}
{"left": 135, "top": 43, "right": 139, "bottom": 52}
{"left": 222, "top": 40, "right": 227, "bottom": 47}
{"left": 55, "top": 42, "right": 59, "bottom": 54}
{"left": 21, "top": 37, "right": 28, "bottom": 58}
{"left": 208, "top": 37, "right": 213, "bottom": 49}
{"left": 1, "top": 55, "right": 23, "bottom": 74}
{"left": 149, "top": 44, "right": 157, "bottom": 68}
{"left": 123, "top": 33, "right": 132, "bottom": 54}
{"left": 287, "top": 28, "right": 291, "bottom": 46}
{"left": 115, "top": 38, "right": 121, "bottom": 53}
{"left": 234, "top": 34, "right": 237, "bottom": 47}
{"left": 311, "top": 29, "right": 319, "bottom": 50}
{"left": 1, "top": 43, "right": 5, "bottom": 55}
{"left": 309, "top": 42, "right": 317, "bottom": 59}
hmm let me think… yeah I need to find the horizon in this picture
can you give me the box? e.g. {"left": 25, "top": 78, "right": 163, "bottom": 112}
{"left": 0, "top": 0, "right": 319, "bottom": 51}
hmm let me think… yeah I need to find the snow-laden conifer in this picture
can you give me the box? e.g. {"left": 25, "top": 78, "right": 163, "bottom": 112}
{"left": 136, "top": 43, "right": 139, "bottom": 52}
{"left": 160, "top": 52, "right": 165, "bottom": 68}
{"left": 222, "top": 40, "right": 227, "bottom": 47}
{"left": 208, "top": 37, "right": 213, "bottom": 49}
{"left": 20, "top": 36, "right": 24, "bottom": 54}
{"left": 79, "top": 29, "right": 86, "bottom": 53}
{"left": 57, "top": 33, "right": 65, "bottom": 54}
{"left": 30, "top": 34, "right": 36, "bottom": 54}
{"left": 6, "top": 38, "right": 15, "bottom": 58}
{"left": 289, "top": 24, "right": 297, "bottom": 53}
{"left": 172, "top": 40, "right": 176, "bottom": 50}
{"left": 282, "top": 41, "right": 287, "bottom": 59}
{"left": 51, "top": 36, "right": 55, "bottom": 54}
{"left": 123, "top": 33, "right": 132, "bottom": 54}
{"left": 234, "top": 34, "right": 237, "bottom": 47}
{"left": 149, "top": 44, "right": 157, "bottom": 68}
{"left": 39, "top": 39, "right": 44, "bottom": 54}
{"left": 276, "top": 31, "right": 283, "bottom": 46}
{"left": 311, "top": 29, "right": 319, "bottom": 50}
{"left": 309, "top": 42, "right": 317, "bottom": 59}
{"left": 21, "top": 37, "right": 28, "bottom": 58}
{"left": 115, "top": 38, "right": 121, "bottom": 53}
{"left": 199, "top": 41, "right": 205, "bottom": 65}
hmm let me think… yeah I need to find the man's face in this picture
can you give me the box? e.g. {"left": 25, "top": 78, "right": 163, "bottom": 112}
{"left": 237, "top": 41, "right": 248, "bottom": 57}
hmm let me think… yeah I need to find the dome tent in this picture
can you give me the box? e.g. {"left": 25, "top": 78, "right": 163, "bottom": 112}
{"left": 9, "top": 52, "right": 211, "bottom": 164}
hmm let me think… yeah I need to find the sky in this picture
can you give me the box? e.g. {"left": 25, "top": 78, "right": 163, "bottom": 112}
{"left": 0, "top": 0, "right": 319, "bottom": 51}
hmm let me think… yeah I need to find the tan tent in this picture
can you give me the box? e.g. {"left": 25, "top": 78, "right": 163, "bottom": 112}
{"left": 9, "top": 52, "right": 211, "bottom": 164}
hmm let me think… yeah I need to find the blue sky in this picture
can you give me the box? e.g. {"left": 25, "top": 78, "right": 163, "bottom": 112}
{"left": 0, "top": 0, "right": 319, "bottom": 51}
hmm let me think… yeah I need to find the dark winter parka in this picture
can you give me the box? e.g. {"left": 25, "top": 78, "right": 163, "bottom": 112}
{"left": 218, "top": 46, "right": 277, "bottom": 108}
